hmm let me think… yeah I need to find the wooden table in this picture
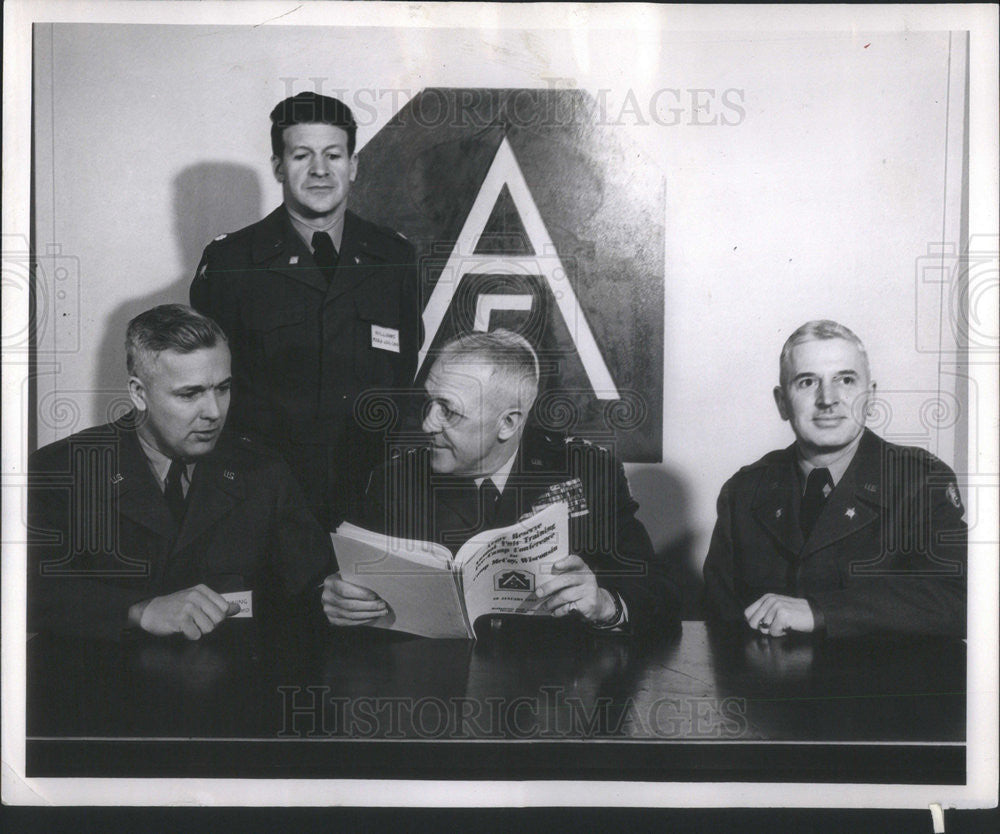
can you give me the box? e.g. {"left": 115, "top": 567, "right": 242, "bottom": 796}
{"left": 26, "top": 618, "right": 965, "bottom": 783}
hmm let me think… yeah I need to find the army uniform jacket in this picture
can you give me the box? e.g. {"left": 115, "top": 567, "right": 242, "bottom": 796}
{"left": 190, "top": 206, "right": 421, "bottom": 529}
{"left": 703, "top": 429, "right": 967, "bottom": 638}
{"left": 28, "top": 417, "right": 335, "bottom": 641}
{"left": 354, "top": 426, "right": 681, "bottom": 633}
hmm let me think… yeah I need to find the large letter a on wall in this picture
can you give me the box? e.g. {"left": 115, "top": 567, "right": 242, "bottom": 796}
{"left": 418, "top": 136, "right": 619, "bottom": 399}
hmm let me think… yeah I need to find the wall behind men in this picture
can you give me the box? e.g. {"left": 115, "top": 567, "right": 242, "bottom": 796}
{"left": 31, "top": 23, "right": 968, "bottom": 616}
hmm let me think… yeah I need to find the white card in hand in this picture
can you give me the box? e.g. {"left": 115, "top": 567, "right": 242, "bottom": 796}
{"left": 221, "top": 590, "right": 253, "bottom": 618}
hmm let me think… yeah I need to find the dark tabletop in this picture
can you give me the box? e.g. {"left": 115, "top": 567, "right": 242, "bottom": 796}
{"left": 26, "top": 618, "right": 965, "bottom": 782}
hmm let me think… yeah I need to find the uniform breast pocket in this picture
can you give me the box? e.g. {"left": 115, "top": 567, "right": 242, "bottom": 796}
{"left": 354, "top": 292, "right": 402, "bottom": 384}
{"left": 245, "top": 305, "right": 316, "bottom": 386}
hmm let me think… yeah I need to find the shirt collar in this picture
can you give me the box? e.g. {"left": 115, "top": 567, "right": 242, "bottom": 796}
{"left": 136, "top": 432, "right": 196, "bottom": 492}
{"left": 474, "top": 447, "right": 518, "bottom": 495}
{"left": 286, "top": 205, "right": 345, "bottom": 255}
{"left": 796, "top": 431, "right": 863, "bottom": 492}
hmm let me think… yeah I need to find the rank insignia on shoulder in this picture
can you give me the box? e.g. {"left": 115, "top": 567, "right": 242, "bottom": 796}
{"left": 196, "top": 262, "right": 207, "bottom": 279}
{"left": 946, "top": 482, "right": 962, "bottom": 509}
{"left": 213, "top": 233, "right": 228, "bottom": 242}
{"left": 532, "top": 478, "right": 588, "bottom": 518}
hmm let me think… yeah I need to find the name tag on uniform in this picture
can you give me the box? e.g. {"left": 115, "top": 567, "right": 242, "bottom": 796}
{"left": 371, "top": 325, "right": 400, "bottom": 353}
{"left": 222, "top": 590, "right": 253, "bottom": 618}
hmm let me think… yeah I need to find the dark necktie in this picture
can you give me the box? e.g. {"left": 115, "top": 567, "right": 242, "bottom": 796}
{"left": 312, "top": 231, "right": 339, "bottom": 283}
{"left": 480, "top": 478, "right": 501, "bottom": 529}
{"left": 164, "top": 458, "right": 188, "bottom": 525}
{"left": 800, "top": 467, "right": 833, "bottom": 538}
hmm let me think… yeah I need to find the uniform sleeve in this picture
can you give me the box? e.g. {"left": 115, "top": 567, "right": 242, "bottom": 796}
{"left": 190, "top": 243, "right": 239, "bottom": 340}
{"left": 702, "top": 479, "right": 745, "bottom": 624}
{"left": 28, "top": 449, "right": 150, "bottom": 642}
{"left": 266, "top": 456, "right": 337, "bottom": 597}
{"left": 808, "top": 458, "right": 967, "bottom": 638}
{"left": 585, "top": 453, "right": 681, "bottom": 634}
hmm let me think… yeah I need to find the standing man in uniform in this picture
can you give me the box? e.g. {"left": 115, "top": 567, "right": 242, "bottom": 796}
{"left": 322, "top": 330, "right": 681, "bottom": 634}
{"left": 703, "top": 320, "right": 966, "bottom": 638}
{"left": 191, "top": 92, "right": 421, "bottom": 529}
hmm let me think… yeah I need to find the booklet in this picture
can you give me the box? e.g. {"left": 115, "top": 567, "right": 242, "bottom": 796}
{"left": 330, "top": 501, "right": 570, "bottom": 639}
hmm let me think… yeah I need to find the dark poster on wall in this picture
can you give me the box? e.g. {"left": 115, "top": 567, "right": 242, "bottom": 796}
{"left": 350, "top": 88, "right": 665, "bottom": 462}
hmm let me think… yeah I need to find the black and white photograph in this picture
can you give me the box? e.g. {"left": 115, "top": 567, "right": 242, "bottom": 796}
{"left": 2, "top": 0, "right": 997, "bottom": 818}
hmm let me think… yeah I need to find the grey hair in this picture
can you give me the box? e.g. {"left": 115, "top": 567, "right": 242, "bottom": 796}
{"left": 435, "top": 329, "right": 540, "bottom": 406}
{"left": 778, "top": 320, "right": 870, "bottom": 386}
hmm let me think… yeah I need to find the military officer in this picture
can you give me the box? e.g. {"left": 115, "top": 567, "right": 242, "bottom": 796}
{"left": 703, "top": 320, "right": 966, "bottom": 638}
{"left": 190, "top": 92, "right": 421, "bottom": 529}
{"left": 28, "top": 305, "right": 335, "bottom": 642}
{"left": 322, "top": 329, "right": 681, "bottom": 634}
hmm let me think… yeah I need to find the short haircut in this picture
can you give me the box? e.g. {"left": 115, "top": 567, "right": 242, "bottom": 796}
{"left": 126, "top": 304, "right": 227, "bottom": 378}
{"left": 270, "top": 92, "right": 358, "bottom": 157}
{"left": 779, "top": 319, "right": 870, "bottom": 387}
{"left": 436, "top": 329, "right": 540, "bottom": 408}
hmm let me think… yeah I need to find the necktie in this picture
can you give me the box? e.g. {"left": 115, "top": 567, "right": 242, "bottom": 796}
{"left": 800, "top": 467, "right": 833, "bottom": 538}
{"left": 480, "top": 478, "right": 501, "bottom": 529}
{"left": 164, "top": 458, "right": 188, "bottom": 525}
{"left": 312, "top": 231, "right": 339, "bottom": 283}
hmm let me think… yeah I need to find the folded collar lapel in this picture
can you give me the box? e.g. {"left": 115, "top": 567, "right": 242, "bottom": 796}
{"left": 114, "top": 428, "right": 178, "bottom": 542}
{"left": 801, "top": 430, "right": 884, "bottom": 554}
{"left": 251, "top": 206, "right": 328, "bottom": 294}
{"left": 750, "top": 446, "right": 804, "bottom": 557}
{"left": 324, "top": 212, "right": 379, "bottom": 304}
{"left": 172, "top": 453, "right": 244, "bottom": 553}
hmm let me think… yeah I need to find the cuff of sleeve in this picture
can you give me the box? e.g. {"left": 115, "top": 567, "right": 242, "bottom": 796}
{"left": 807, "top": 599, "right": 826, "bottom": 633}
{"left": 590, "top": 590, "right": 628, "bottom": 631}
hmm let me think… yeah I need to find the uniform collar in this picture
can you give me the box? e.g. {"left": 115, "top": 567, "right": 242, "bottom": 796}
{"left": 285, "top": 205, "right": 346, "bottom": 255}
{"left": 474, "top": 446, "right": 518, "bottom": 494}
{"left": 796, "top": 431, "right": 864, "bottom": 492}
{"left": 135, "top": 431, "right": 196, "bottom": 493}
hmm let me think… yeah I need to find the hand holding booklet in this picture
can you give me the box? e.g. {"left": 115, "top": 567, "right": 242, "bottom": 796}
{"left": 330, "top": 501, "right": 569, "bottom": 638}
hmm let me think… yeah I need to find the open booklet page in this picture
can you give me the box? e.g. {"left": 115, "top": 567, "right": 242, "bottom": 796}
{"left": 331, "top": 523, "right": 469, "bottom": 638}
{"left": 455, "top": 501, "right": 569, "bottom": 626}
{"left": 331, "top": 501, "right": 569, "bottom": 638}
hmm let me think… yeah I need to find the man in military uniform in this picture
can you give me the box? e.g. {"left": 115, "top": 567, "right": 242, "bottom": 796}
{"left": 703, "top": 320, "right": 966, "bottom": 638}
{"left": 322, "top": 329, "right": 680, "bottom": 634}
{"left": 28, "top": 305, "right": 334, "bottom": 642}
{"left": 190, "top": 92, "right": 421, "bottom": 529}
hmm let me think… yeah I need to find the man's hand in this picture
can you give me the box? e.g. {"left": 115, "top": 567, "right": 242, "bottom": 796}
{"left": 744, "top": 594, "right": 816, "bottom": 636}
{"left": 534, "top": 555, "right": 616, "bottom": 624}
{"left": 130, "top": 584, "right": 241, "bottom": 640}
{"left": 322, "top": 573, "right": 389, "bottom": 626}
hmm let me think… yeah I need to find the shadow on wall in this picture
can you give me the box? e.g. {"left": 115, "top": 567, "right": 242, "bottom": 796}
{"left": 93, "top": 163, "right": 263, "bottom": 422}
{"left": 627, "top": 465, "right": 705, "bottom": 621}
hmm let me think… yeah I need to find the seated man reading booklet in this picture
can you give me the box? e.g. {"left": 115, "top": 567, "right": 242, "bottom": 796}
{"left": 322, "top": 329, "right": 680, "bottom": 637}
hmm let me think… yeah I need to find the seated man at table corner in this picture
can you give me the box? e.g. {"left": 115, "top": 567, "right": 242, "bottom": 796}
{"left": 321, "top": 328, "right": 681, "bottom": 635}
{"left": 28, "top": 304, "right": 335, "bottom": 642}
{"left": 703, "top": 320, "right": 967, "bottom": 639}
